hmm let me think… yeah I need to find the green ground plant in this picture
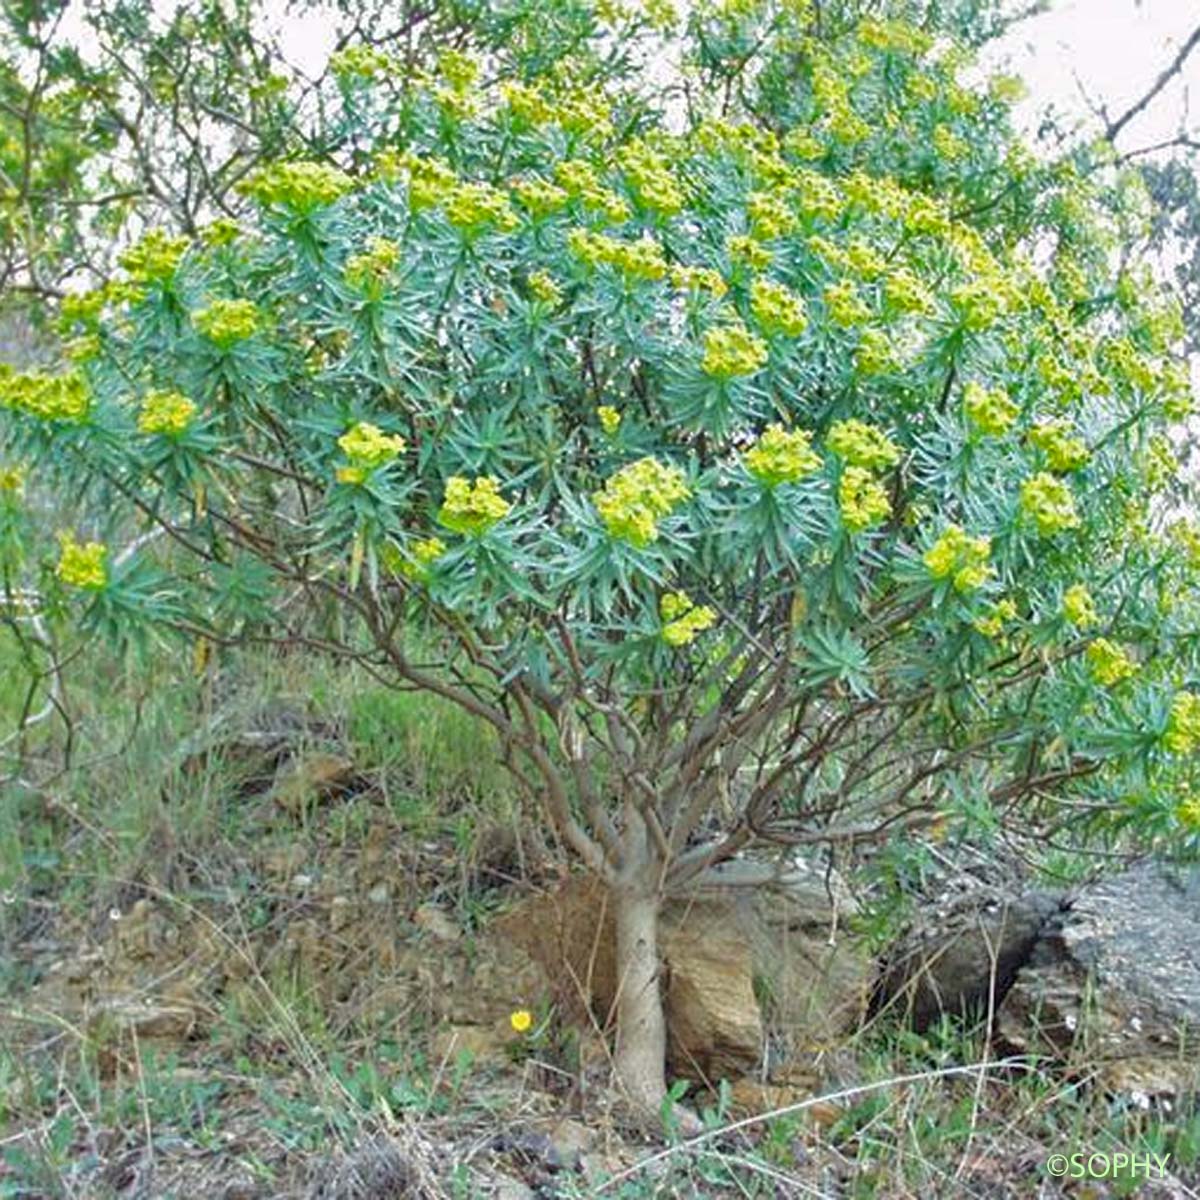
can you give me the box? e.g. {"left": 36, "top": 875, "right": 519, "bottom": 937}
{"left": 3, "top": 0, "right": 1200, "bottom": 1125}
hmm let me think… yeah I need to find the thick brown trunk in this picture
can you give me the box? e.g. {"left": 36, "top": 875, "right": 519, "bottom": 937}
{"left": 612, "top": 879, "right": 669, "bottom": 1116}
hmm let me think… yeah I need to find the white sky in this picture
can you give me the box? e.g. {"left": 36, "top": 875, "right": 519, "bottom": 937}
{"left": 986, "top": 1, "right": 1199, "bottom": 154}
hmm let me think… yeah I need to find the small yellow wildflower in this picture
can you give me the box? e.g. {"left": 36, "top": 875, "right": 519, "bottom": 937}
{"left": 510, "top": 1009, "right": 534, "bottom": 1034}
{"left": 660, "top": 591, "right": 717, "bottom": 646}
{"left": 439, "top": 476, "right": 511, "bottom": 536}
{"left": 56, "top": 532, "right": 107, "bottom": 590}
{"left": 1020, "top": 473, "right": 1079, "bottom": 537}
{"left": 826, "top": 420, "right": 900, "bottom": 470}
{"left": 838, "top": 467, "right": 891, "bottom": 533}
{"left": 923, "top": 524, "right": 992, "bottom": 593}
{"left": 593, "top": 457, "right": 689, "bottom": 547}
{"left": 138, "top": 390, "right": 197, "bottom": 437}
{"left": 597, "top": 405, "right": 621, "bottom": 434}
{"left": 1062, "top": 584, "right": 1099, "bottom": 629}
{"left": 398, "top": 536, "right": 447, "bottom": 581}
{"left": 1086, "top": 638, "right": 1136, "bottom": 688}
{"left": 743, "top": 424, "right": 822, "bottom": 487}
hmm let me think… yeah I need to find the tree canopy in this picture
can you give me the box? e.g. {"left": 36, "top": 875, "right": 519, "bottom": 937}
{"left": 3, "top": 0, "right": 1199, "bottom": 1115}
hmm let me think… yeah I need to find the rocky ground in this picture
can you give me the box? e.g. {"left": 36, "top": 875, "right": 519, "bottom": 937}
{"left": 4, "top": 687, "right": 1200, "bottom": 1198}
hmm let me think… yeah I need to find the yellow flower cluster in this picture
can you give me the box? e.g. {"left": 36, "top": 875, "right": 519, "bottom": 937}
{"left": 201, "top": 217, "right": 241, "bottom": 248}
{"left": 1086, "top": 638, "right": 1136, "bottom": 688}
{"left": 137, "top": 390, "right": 196, "bottom": 437}
{"left": 951, "top": 279, "right": 1008, "bottom": 331}
{"left": 824, "top": 280, "right": 871, "bottom": 327}
{"left": 1020, "top": 473, "right": 1079, "bottom": 537}
{"left": 826, "top": 420, "right": 900, "bottom": 470}
{"left": 119, "top": 230, "right": 190, "bottom": 282}
{"left": 750, "top": 279, "right": 807, "bottom": 337}
{"left": 593, "top": 457, "right": 689, "bottom": 546}
{"left": 529, "top": 270, "right": 562, "bottom": 304}
{"left": 567, "top": 230, "right": 668, "bottom": 282}
{"left": 597, "top": 405, "right": 621, "bottom": 434}
{"left": 727, "top": 235, "right": 772, "bottom": 271}
{"left": 58, "top": 289, "right": 107, "bottom": 330}
{"left": 1163, "top": 692, "right": 1200, "bottom": 754}
{"left": 855, "top": 328, "right": 901, "bottom": 376}
{"left": 502, "top": 81, "right": 554, "bottom": 125}
{"left": 923, "top": 524, "right": 992, "bottom": 592}
{"left": 1062, "top": 584, "right": 1099, "bottom": 629}
{"left": 193, "top": 298, "right": 260, "bottom": 347}
{"left": 857, "top": 17, "right": 933, "bottom": 55}
{"left": 964, "top": 382, "right": 1018, "bottom": 436}
{"left": 701, "top": 322, "right": 769, "bottom": 378}
{"left": 1030, "top": 421, "right": 1089, "bottom": 472}
{"left": 399, "top": 536, "right": 447, "bottom": 581}
{"left": 240, "top": 161, "right": 354, "bottom": 212}
{"left": 382, "top": 153, "right": 457, "bottom": 209}
{"left": 439, "top": 476, "right": 511, "bottom": 536}
{"left": 437, "top": 49, "right": 478, "bottom": 93}
{"left": 973, "top": 598, "right": 1017, "bottom": 638}
{"left": 329, "top": 45, "right": 395, "bottom": 79}
{"left": 747, "top": 190, "right": 797, "bottom": 239}
{"left": 884, "top": 269, "right": 935, "bottom": 316}
{"left": 337, "top": 422, "right": 407, "bottom": 481}
{"left": 345, "top": 237, "right": 401, "bottom": 292}
{"left": 0, "top": 463, "right": 25, "bottom": 495}
{"left": 554, "top": 160, "right": 630, "bottom": 223}
{"left": 744, "top": 424, "right": 822, "bottom": 487}
{"left": 838, "top": 466, "right": 891, "bottom": 533}
{"left": 794, "top": 169, "right": 845, "bottom": 221}
{"left": 57, "top": 532, "right": 107, "bottom": 590}
{"left": 660, "top": 591, "right": 717, "bottom": 646}
{"left": 513, "top": 177, "right": 570, "bottom": 218}
{"left": 1175, "top": 796, "right": 1200, "bottom": 831}
{"left": 671, "top": 265, "right": 728, "bottom": 297}
{"left": 618, "top": 141, "right": 684, "bottom": 215}
{"left": 444, "top": 182, "right": 519, "bottom": 234}
{"left": 0, "top": 369, "right": 90, "bottom": 421}
{"left": 932, "top": 126, "right": 968, "bottom": 161}
{"left": 844, "top": 238, "right": 887, "bottom": 280}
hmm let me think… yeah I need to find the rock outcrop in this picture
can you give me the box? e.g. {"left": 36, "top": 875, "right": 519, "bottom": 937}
{"left": 997, "top": 860, "right": 1200, "bottom": 1097}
